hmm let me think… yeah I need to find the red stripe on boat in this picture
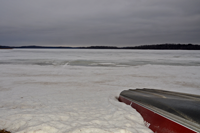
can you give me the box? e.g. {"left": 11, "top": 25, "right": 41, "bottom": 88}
{"left": 119, "top": 96, "right": 197, "bottom": 133}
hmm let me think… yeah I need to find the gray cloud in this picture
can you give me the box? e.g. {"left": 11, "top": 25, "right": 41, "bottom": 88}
{"left": 0, "top": 0, "right": 200, "bottom": 46}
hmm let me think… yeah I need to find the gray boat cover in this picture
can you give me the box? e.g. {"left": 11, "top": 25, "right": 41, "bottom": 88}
{"left": 120, "top": 89, "right": 200, "bottom": 125}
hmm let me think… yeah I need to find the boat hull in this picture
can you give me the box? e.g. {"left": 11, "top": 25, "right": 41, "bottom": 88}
{"left": 119, "top": 89, "right": 200, "bottom": 133}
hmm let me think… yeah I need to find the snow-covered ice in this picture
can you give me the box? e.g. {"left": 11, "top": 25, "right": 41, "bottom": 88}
{"left": 0, "top": 49, "right": 200, "bottom": 133}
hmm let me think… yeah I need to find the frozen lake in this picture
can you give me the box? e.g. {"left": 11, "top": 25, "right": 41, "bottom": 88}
{"left": 0, "top": 49, "right": 200, "bottom": 133}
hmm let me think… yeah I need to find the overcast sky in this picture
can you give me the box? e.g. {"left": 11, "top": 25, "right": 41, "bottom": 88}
{"left": 0, "top": 0, "right": 200, "bottom": 46}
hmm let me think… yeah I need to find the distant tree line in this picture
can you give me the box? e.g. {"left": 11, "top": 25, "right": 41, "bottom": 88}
{"left": 0, "top": 45, "right": 13, "bottom": 49}
{"left": 124, "top": 43, "right": 200, "bottom": 50}
{"left": 77, "top": 43, "right": 200, "bottom": 50}
{"left": 1, "top": 43, "right": 200, "bottom": 50}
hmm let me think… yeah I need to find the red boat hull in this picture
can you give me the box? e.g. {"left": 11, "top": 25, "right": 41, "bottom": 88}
{"left": 119, "top": 96, "right": 197, "bottom": 133}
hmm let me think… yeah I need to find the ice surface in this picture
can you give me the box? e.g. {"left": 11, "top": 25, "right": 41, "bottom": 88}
{"left": 0, "top": 49, "right": 200, "bottom": 133}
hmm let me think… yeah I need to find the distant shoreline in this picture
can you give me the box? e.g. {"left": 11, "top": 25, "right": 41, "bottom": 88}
{"left": 1, "top": 44, "right": 200, "bottom": 50}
